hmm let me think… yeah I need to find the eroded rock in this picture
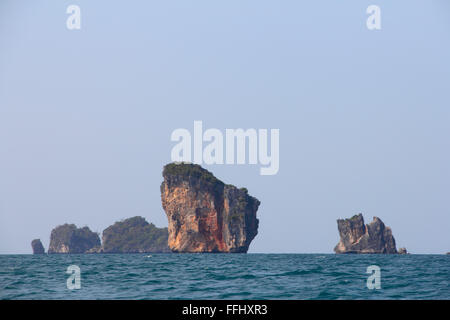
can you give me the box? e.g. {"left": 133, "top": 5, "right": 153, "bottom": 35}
{"left": 102, "top": 216, "right": 170, "bottom": 253}
{"left": 334, "top": 213, "right": 397, "bottom": 254}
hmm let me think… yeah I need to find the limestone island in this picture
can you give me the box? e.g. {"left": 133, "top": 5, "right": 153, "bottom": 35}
{"left": 161, "top": 162, "right": 260, "bottom": 253}
{"left": 37, "top": 163, "right": 259, "bottom": 254}
{"left": 334, "top": 213, "right": 401, "bottom": 254}
{"left": 101, "top": 216, "right": 169, "bottom": 253}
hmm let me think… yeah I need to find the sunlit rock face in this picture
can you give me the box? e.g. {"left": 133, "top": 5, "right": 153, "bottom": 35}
{"left": 334, "top": 213, "right": 397, "bottom": 254}
{"left": 161, "top": 163, "right": 260, "bottom": 253}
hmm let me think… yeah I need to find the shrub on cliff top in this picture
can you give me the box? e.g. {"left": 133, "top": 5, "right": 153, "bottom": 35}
{"left": 163, "top": 162, "right": 223, "bottom": 186}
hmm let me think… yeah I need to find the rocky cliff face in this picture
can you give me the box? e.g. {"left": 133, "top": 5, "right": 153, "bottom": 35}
{"left": 334, "top": 214, "right": 397, "bottom": 254}
{"left": 48, "top": 224, "right": 101, "bottom": 254}
{"left": 161, "top": 163, "right": 260, "bottom": 253}
{"left": 102, "top": 216, "right": 170, "bottom": 253}
{"left": 31, "top": 239, "right": 45, "bottom": 254}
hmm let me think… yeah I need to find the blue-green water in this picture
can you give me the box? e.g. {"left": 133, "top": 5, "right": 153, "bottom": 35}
{"left": 0, "top": 254, "right": 448, "bottom": 300}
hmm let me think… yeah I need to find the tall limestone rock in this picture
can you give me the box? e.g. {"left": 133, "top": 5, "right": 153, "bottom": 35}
{"left": 160, "top": 163, "right": 260, "bottom": 253}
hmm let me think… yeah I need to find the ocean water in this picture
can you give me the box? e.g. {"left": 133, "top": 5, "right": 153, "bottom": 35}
{"left": 0, "top": 254, "right": 448, "bottom": 300}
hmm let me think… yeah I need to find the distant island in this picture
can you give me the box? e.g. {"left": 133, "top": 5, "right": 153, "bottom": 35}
{"left": 334, "top": 213, "right": 406, "bottom": 254}
{"left": 101, "top": 216, "right": 169, "bottom": 253}
{"left": 31, "top": 164, "right": 431, "bottom": 255}
{"left": 31, "top": 239, "right": 45, "bottom": 254}
{"left": 31, "top": 162, "right": 260, "bottom": 254}
{"left": 48, "top": 224, "right": 101, "bottom": 254}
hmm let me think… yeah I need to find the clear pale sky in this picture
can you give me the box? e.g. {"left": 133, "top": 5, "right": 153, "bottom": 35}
{"left": 1, "top": 1, "right": 449, "bottom": 254}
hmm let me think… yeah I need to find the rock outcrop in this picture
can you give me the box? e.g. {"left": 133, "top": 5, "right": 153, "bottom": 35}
{"left": 161, "top": 163, "right": 260, "bottom": 253}
{"left": 334, "top": 214, "right": 397, "bottom": 254}
{"left": 398, "top": 247, "right": 408, "bottom": 254}
{"left": 48, "top": 224, "right": 100, "bottom": 254}
{"left": 86, "top": 246, "right": 104, "bottom": 254}
{"left": 31, "top": 239, "right": 45, "bottom": 254}
{"left": 102, "top": 216, "right": 170, "bottom": 253}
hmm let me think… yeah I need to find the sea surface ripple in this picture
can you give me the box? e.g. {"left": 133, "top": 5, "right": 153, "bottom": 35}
{"left": 0, "top": 254, "right": 448, "bottom": 300}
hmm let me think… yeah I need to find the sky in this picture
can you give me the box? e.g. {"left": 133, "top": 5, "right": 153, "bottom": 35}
{"left": 0, "top": 0, "right": 449, "bottom": 254}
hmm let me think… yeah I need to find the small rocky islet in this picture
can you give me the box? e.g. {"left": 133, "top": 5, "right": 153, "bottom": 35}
{"left": 101, "top": 216, "right": 170, "bottom": 253}
{"left": 31, "top": 162, "right": 422, "bottom": 255}
{"left": 40, "top": 217, "right": 169, "bottom": 254}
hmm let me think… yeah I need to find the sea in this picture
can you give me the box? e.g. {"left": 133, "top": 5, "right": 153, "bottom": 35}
{"left": 0, "top": 254, "right": 448, "bottom": 300}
